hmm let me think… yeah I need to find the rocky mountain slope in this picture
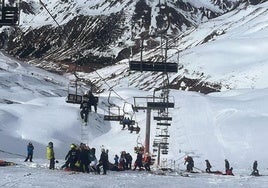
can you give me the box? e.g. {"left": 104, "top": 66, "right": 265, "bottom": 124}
{"left": 0, "top": 0, "right": 267, "bottom": 93}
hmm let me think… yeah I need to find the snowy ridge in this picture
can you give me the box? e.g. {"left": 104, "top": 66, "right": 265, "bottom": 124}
{"left": 1, "top": 50, "right": 268, "bottom": 187}
{"left": 1, "top": 0, "right": 268, "bottom": 187}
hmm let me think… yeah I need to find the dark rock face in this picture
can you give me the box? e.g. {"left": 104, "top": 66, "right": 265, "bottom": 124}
{"left": 1, "top": 0, "right": 263, "bottom": 93}
{"left": 7, "top": 13, "right": 126, "bottom": 72}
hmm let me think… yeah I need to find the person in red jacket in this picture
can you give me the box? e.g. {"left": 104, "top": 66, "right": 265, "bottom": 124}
{"left": 143, "top": 153, "right": 152, "bottom": 171}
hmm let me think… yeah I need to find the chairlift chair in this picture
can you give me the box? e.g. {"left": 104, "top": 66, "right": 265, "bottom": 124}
{"left": 120, "top": 102, "right": 135, "bottom": 125}
{"left": 103, "top": 105, "right": 124, "bottom": 121}
{"left": 154, "top": 116, "right": 172, "bottom": 121}
{"left": 156, "top": 122, "right": 171, "bottom": 126}
{"left": 103, "top": 90, "right": 124, "bottom": 121}
{"left": 161, "top": 149, "right": 168, "bottom": 155}
{"left": 129, "top": 122, "right": 140, "bottom": 134}
{"left": 129, "top": 60, "right": 178, "bottom": 73}
{"left": 155, "top": 134, "right": 170, "bottom": 138}
{"left": 66, "top": 93, "right": 83, "bottom": 104}
{"left": 65, "top": 84, "right": 83, "bottom": 104}
{"left": 0, "top": 0, "right": 20, "bottom": 27}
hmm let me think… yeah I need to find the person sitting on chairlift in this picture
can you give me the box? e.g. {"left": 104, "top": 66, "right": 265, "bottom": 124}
{"left": 122, "top": 117, "right": 131, "bottom": 130}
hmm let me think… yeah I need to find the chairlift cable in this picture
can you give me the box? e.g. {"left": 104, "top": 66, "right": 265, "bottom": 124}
{"left": 39, "top": 0, "right": 61, "bottom": 28}
{"left": 94, "top": 70, "right": 132, "bottom": 105}
{"left": 0, "top": 149, "right": 25, "bottom": 158}
{"left": 40, "top": 0, "right": 137, "bottom": 114}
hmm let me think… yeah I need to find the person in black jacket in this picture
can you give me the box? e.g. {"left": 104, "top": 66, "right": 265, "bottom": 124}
{"left": 133, "top": 152, "right": 143, "bottom": 171}
{"left": 78, "top": 143, "right": 90, "bottom": 173}
{"left": 225, "top": 159, "right": 230, "bottom": 174}
{"left": 205, "top": 159, "right": 212, "bottom": 173}
{"left": 63, "top": 144, "right": 79, "bottom": 171}
{"left": 251, "top": 160, "right": 259, "bottom": 176}
{"left": 80, "top": 100, "right": 90, "bottom": 122}
{"left": 184, "top": 156, "right": 194, "bottom": 172}
{"left": 97, "top": 149, "right": 109, "bottom": 175}
{"left": 125, "top": 153, "right": 133, "bottom": 170}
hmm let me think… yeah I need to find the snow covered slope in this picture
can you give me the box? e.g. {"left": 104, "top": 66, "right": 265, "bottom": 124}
{"left": 1, "top": 49, "right": 268, "bottom": 187}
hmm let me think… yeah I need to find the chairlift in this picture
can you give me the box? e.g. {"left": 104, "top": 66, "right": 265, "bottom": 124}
{"left": 156, "top": 122, "right": 171, "bottom": 126}
{"left": 154, "top": 116, "right": 172, "bottom": 121}
{"left": 129, "top": 122, "right": 140, "bottom": 134}
{"left": 103, "top": 90, "right": 124, "bottom": 121}
{"left": 155, "top": 134, "right": 170, "bottom": 138}
{"left": 0, "top": 0, "right": 20, "bottom": 27}
{"left": 161, "top": 149, "right": 168, "bottom": 155}
{"left": 120, "top": 102, "right": 135, "bottom": 125}
{"left": 129, "top": 60, "right": 178, "bottom": 73}
{"left": 134, "top": 136, "right": 144, "bottom": 154}
{"left": 65, "top": 83, "right": 83, "bottom": 104}
{"left": 65, "top": 54, "right": 85, "bottom": 104}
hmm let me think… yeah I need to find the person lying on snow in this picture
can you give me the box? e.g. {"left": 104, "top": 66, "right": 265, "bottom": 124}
{"left": 225, "top": 167, "right": 234, "bottom": 176}
{"left": 0, "top": 160, "right": 17, "bottom": 166}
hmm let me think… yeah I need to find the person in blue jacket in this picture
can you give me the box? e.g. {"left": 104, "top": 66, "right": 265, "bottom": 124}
{"left": 24, "top": 142, "right": 34, "bottom": 162}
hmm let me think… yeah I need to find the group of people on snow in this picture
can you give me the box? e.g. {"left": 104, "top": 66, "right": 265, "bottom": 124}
{"left": 23, "top": 141, "right": 260, "bottom": 176}
{"left": 42, "top": 141, "right": 152, "bottom": 174}
{"left": 185, "top": 156, "right": 259, "bottom": 176}
{"left": 60, "top": 143, "right": 100, "bottom": 173}
{"left": 113, "top": 151, "right": 132, "bottom": 171}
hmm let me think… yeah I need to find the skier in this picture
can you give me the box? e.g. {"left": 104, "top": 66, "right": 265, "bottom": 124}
{"left": 125, "top": 153, "right": 133, "bottom": 170}
{"left": 119, "top": 151, "right": 126, "bottom": 170}
{"left": 251, "top": 160, "right": 260, "bottom": 176}
{"left": 88, "top": 91, "right": 98, "bottom": 112}
{"left": 184, "top": 156, "right": 194, "bottom": 172}
{"left": 63, "top": 143, "right": 79, "bottom": 171}
{"left": 24, "top": 142, "right": 34, "bottom": 162}
{"left": 224, "top": 159, "right": 230, "bottom": 174}
{"left": 97, "top": 148, "right": 109, "bottom": 175}
{"left": 205, "top": 159, "right": 212, "bottom": 173}
{"left": 78, "top": 143, "right": 90, "bottom": 173}
{"left": 80, "top": 100, "right": 90, "bottom": 123}
{"left": 143, "top": 153, "right": 152, "bottom": 171}
{"left": 114, "top": 154, "right": 119, "bottom": 166}
{"left": 46, "top": 142, "right": 55, "bottom": 170}
{"left": 88, "top": 148, "right": 98, "bottom": 173}
{"left": 122, "top": 117, "right": 131, "bottom": 130}
{"left": 84, "top": 90, "right": 97, "bottom": 112}
{"left": 133, "top": 151, "right": 143, "bottom": 171}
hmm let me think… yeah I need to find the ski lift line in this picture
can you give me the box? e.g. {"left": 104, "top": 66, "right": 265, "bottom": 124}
{"left": 39, "top": 0, "right": 61, "bottom": 28}
{"left": 0, "top": 149, "right": 25, "bottom": 158}
{"left": 94, "top": 70, "right": 133, "bottom": 107}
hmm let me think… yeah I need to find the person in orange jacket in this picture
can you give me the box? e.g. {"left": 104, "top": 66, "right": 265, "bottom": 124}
{"left": 143, "top": 153, "right": 152, "bottom": 171}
